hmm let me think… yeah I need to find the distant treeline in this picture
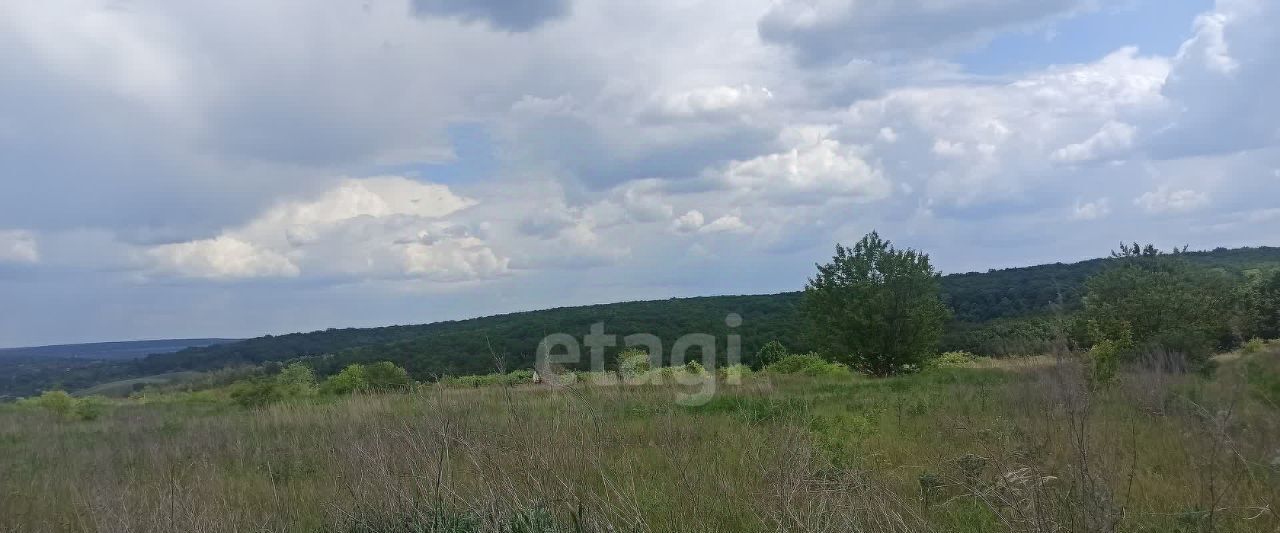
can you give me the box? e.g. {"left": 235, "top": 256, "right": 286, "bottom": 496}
{"left": 5, "top": 245, "right": 1279, "bottom": 398}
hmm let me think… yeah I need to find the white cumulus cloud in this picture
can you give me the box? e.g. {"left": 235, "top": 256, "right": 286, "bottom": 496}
{"left": 0, "top": 230, "right": 40, "bottom": 264}
{"left": 1072, "top": 198, "right": 1112, "bottom": 220}
{"left": 146, "top": 236, "right": 299, "bottom": 280}
{"left": 1053, "top": 121, "right": 1137, "bottom": 163}
{"left": 719, "top": 126, "right": 891, "bottom": 203}
{"left": 143, "top": 177, "right": 507, "bottom": 282}
{"left": 1134, "top": 187, "right": 1209, "bottom": 214}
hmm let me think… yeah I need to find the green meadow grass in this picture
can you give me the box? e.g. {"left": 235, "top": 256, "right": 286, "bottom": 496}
{"left": 2, "top": 350, "right": 1279, "bottom": 532}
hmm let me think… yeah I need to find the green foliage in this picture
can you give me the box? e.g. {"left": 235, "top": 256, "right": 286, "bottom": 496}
{"left": 442, "top": 370, "right": 535, "bottom": 388}
{"left": 72, "top": 396, "right": 107, "bottom": 421}
{"left": 754, "top": 340, "right": 788, "bottom": 368}
{"left": 506, "top": 369, "right": 535, "bottom": 383}
{"left": 1082, "top": 245, "right": 1233, "bottom": 369}
{"left": 1237, "top": 269, "right": 1280, "bottom": 340}
{"left": 764, "top": 353, "right": 853, "bottom": 377}
{"left": 718, "top": 363, "right": 753, "bottom": 381}
{"left": 1088, "top": 329, "right": 1132, "bottom": 387}
{"left": 19, "top": 391, "right": 110, "bottom": 421}
{"left": 230, "top": 378, "right": 285, "bottom": 409}
{"left": 683, "top": 395, "right": 809, "bottom": 423}
{"left": 10, "top": 246, "right": 1280, "bottom": 398}
{"left": 319, "top": 364, "right": 369, "bottom": 395}
{"left": 616, "top": 348, "right": 652, "bottom": 378}
{"left": 931, "top": 351, "right": 978, "bottom": 369}
{"left": 941, "top": 315, "right": 1064, "bottom": 357}
{"left": 363, "top": 362, "right": 411, "bottom": 392}
{"left": 275, "top": 363, "right": 316, "bottom": 396}
{"left": 21, "top": 391, "right": 76, "bottom": 418}
{"left": 1241, "top": 338, "right": 1268, "bottom": 355}
{"left": 803, "top": 232, "right": 950, "bottom": 375}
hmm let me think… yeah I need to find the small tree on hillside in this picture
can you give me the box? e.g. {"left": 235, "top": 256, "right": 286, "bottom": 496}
{"left": 802, "top": 232, "right": 950, "bottom": 376}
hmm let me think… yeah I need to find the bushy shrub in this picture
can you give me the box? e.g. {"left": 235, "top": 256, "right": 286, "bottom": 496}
{"left": 930, "top": 351, "right": 978, "bottom": 369}
{"left": 1241, "top": 338, "right": 1268, "bottom": 355}
{"left": 506, "top": 369, "right": 535, "bottom": 383}
{"left": 72, "top": 396, "right": 108, "bottom": 421}
{"left": 1082, "top": 246, "right": 1232, "bottom": 370}
{"left": 230, "top": 378, "right": 285, "bottom": 408}
{"left": 765, "top": 353, "right": 853, "bottom": 377}
{"left": 23, "top": 390, "right": 76, "bottom": 418}
{"left": 275, "top": 363, "right": 316, "bottom": 396}
{"left": 364, "top": 362, "right": 411, "bottom": 392}
{"left": 718, "top": 364, "right": 753, "bottom": 381}
{"left": 320, "top": 364, "right": 370, "bottom": 395}
{"left": 1237, "top": 269, "right": 1280, "bottom": 341}
{"left": 445, "top": 374, "right": 499, "bottom": 388}
{"left": 617, "top": 348, "right": 652, "bottom": 378}
{"left": 755, "top": 341, "right": 788, "bottom": 368}
{"left": 20, "top": 391, "right": 111, "bottom": 421}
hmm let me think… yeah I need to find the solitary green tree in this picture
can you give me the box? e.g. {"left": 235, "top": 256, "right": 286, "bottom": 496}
{"left": 802, "top": 232, "right": 950, "bottom": 376}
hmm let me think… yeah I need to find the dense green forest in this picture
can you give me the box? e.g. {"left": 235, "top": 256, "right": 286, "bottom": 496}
{"left": 4, "top": 245, "right": 1278, "bottom": 399}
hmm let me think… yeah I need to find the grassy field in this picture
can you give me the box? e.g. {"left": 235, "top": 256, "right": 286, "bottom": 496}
{"left": 2, "top": 348, "right": 1279, "bottom": 532}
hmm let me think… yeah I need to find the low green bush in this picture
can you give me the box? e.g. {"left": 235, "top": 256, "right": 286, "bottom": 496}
{"left": 276, "top": 363, "right": 317, "bottom": 396}
{"left": 230, "top": 378, "right": 285, "bottom": 409}
{"left": 72, "top": 396, "right": 107, "bottom": 421}
{"left": 718, "top": 364, "right": 753, "bottom": 381}
{"left": 930, "top": 351, "right": 978, "bottom": 369}
{"left": 364, "top": 361, "right": 412, "bottom": 391}
{"left": 442, "top": 369, "right": 536, "bottom": 388}
{"left": 617, "top": 348, "right": 652, "bottom": 378}
{"left": 1241, "top": 337, "right": 1268, "bottom": 355}
{"left": 754, "top": 340, "right": 788, "bottom": 368}
{"left": 765, "top": 353, "right": 853, "bottom": 377}
{"left": 320, "top": 364, "right": 370, "bottom": 395}
{"left": 18, "top": 391, "right": 110, "bottom": 421}
{"left": 21, "top": 391, "right": 76, "bottom": 418}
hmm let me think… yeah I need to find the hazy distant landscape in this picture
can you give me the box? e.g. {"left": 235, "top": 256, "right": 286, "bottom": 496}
{"left": 6, "top": 246, "right": 1277, "bottom": 400}
{"left": 0, "top": 338, "right": 239, "bottom": 360}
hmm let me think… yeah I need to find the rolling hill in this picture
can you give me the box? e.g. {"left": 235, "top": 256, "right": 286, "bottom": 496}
{"left": 0, "top": 339, "right": 239, "bottom": 400}
{"left": 4, "top": 245, "right": 1278, "bottom": 399}
{"left": 0, "top": 338, "right": 239, "bottom": 360}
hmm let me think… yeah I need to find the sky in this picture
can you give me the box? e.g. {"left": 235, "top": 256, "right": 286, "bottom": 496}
{"left": 1, "top": 0, "right": 1278, "bottom": 347}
